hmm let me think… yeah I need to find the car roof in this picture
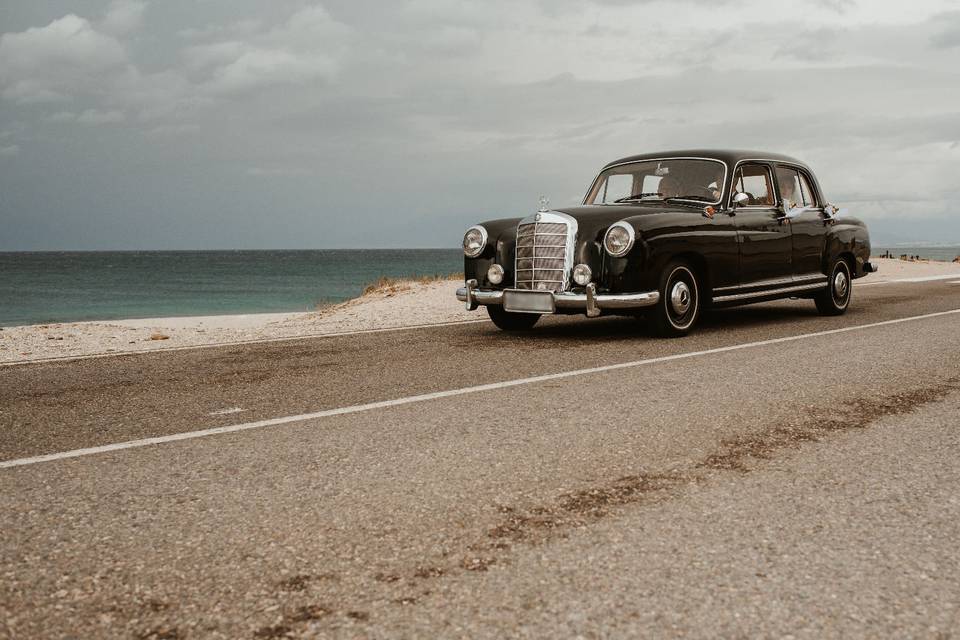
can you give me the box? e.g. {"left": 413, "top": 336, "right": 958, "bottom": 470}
{"left": 601, "top": 149, "right": 811, "bottom": 171}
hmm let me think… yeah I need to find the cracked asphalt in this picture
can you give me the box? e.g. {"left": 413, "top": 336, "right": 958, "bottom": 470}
{"left": 2, "top": 279, "right": 960, "bottom": 638}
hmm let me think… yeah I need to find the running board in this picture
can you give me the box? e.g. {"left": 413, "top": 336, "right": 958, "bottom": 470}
{"left": 711, "top": 281, "right": 828, "bottom": 304}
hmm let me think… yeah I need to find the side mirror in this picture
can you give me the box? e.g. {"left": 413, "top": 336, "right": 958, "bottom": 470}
{"left": 732, "top": 192, "right": 749, "bottom": 208}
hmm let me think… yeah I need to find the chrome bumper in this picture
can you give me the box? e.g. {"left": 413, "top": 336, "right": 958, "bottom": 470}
{"left": 456, "top": 280, "right": 660, "bottom": 317}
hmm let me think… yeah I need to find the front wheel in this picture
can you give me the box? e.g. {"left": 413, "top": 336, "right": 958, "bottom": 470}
{"left": 487, "top": 305, "right": 540, "bottom": 331}
{"left": 814, "top": 258, "right": 852, "bottom": 316}
{"left": 652, "top": 261, "right": 702, "bottom": 337}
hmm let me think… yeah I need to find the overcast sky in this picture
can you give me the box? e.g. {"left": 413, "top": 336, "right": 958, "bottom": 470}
{"left": 1, "top": 0, "right": 959, "bottom": 250}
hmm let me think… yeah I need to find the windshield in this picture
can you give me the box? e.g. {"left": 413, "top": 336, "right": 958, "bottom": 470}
{"left": 584, "top": 158, "right": 727, "bottom": 205}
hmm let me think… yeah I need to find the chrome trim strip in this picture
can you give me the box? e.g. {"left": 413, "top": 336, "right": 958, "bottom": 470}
{"left": 583, "top": 156, "right": 729, "bottom": 206}
{"left": 712, "top": 273, "right": 828, "bottom": 294}
{"left": 455, "top": 288, "right": 660, "bottom": 312}
{"left": 557, "top": 291, "right": 661, "bottom": 309}
{"left": 711, "top": 281, "right": 827, "bottom": 303}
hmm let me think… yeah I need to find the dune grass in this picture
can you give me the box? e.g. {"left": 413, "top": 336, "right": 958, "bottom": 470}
{"left": 361, "top": 273, "right": 462, "bottom": 296}
{"left": 314, "top": 273, "right": 463, "bottom": 311}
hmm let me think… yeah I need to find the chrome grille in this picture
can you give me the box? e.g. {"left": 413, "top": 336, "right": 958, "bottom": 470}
{"left": 514, "top": 220, "right": 571, "bottom": 292}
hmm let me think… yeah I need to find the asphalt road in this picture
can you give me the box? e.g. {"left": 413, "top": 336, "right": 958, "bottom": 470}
{"left": 2, "top": 279, "right": 960, "bottom": 638}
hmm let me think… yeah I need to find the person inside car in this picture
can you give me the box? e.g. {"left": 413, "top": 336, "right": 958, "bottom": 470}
{"left": 779, "top": 174, "right": 801, "bottom": 210}
{"left": 658, "top": 175, "right": 680, "bottom": 199}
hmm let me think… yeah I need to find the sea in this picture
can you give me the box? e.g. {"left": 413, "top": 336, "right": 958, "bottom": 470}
{"left": 874, "top": 246, "right": 960, "bottom": 261}
{"left": 0, "top": 250, "right": 462, "bottom": 327}
{"left": 1, "top": 246, "right": 957, "bottom": 327}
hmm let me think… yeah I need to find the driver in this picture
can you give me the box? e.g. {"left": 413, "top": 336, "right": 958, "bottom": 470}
{"left": 658, "top": 175, "right": 680, "bottom": 199}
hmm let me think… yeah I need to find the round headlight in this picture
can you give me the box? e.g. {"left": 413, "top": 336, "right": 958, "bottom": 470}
{"left": 462, "top": 225, "right": 488, "bottom": 258}
{"left": 572, "top": 263, "right": 592, "bottom": 286}
{"left": 603, "top": 221, "right": 635, "bottom": 257}
{"left": 487, "top": 264, "right": 504, "bottom": 285}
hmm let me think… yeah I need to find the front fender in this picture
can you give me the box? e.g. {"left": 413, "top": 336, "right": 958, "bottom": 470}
{"left": 463, "top": 217, "right": 522, "bottom": 285}
{"left": 824, "top": 216, "right": 871, "bottom": 277}
{"left": 601, "top": 212, "right": 739, "bottom": 293}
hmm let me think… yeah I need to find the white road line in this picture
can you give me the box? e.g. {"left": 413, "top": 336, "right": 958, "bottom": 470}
{"left": 3, "top": 307, "right": 960, "bottom": 471}
{"left": 0, "top": 318, "right": 488, "bottom": 368}
{"left": 859, "top": 274, "right": 960, "bottom": 286}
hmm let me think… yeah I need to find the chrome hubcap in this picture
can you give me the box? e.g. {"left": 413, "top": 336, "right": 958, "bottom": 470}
{"left": 834, "top": 269, "right": 848, "bottom": 299}
{"left": 670, "top": 281, "right": 692, "bottom": 315}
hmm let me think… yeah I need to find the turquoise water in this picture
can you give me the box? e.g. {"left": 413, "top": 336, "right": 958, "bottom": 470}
{"left": 0, "top": 250, "right": 463, "bottom": 327}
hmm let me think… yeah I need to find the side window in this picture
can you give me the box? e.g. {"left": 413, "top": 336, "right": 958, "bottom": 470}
{"left": 775, "top": 167, "right": 804, "bottom": 209}
{"left": 598, "top": 173, "right": 634, "bottom": 203}
{"left": 736, "top": 164, "right": 775, "bottom": 206}
{"left": 797, "top": 171, "right": 818, "bottom": 207}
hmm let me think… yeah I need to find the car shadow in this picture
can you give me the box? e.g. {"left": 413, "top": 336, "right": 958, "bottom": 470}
{"left": 475, "top": 299, "right": 826, "bottom": 344}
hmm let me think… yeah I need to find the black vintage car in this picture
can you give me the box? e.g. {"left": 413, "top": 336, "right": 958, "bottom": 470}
{"left": 456, "top": 149, "right": 876, "bottom": 336}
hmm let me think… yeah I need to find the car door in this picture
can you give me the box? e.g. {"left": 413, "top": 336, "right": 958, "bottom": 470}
{"left": 732, "top": 162, "right": 793, "bottom": 286}
{"left": 775, "top": 165, "right": 827, "bottom": 279}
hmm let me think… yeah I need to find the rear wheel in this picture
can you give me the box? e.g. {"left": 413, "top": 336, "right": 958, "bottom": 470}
{"left": 814, "top": 258, "right": 852, "bottom": 316}
{"left": 652, "top": 260, "right": 701, "bottom": 337}
{"left": 487, "top": 305, "right": 540, "bottom": 331}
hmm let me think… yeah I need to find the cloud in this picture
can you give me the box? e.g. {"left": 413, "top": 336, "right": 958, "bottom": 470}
{"left": 0, "top": 144, "right": 19, "bottom": 157}
{"left": 191, "top": 6, "right": 351, "bottom": 95}
{"left": 930, "top": 11, "right": 960, "bottom": 48}
{"left": 182, "top": 41, "right": 247, "bottom": 72}
{"left": 47, "top": 111, "right": 78, "bottom": 123}
{"left": 177, "top": 19, "right": 261, "bottom": 41}
{"left": 100, "top": 0, "right": 148, "bottom": 36}
{"left": 808, "top": 0, "right": 857, "bottom": 12}
{"left": 0, "top": 14, "right": 127, "bottom": 103}
{"left": 209, "top": 48, "right": 338, "bottom": 94}
{"left": 46, "top": 109, "right": 126, "bottom": 125}
{"left": 246, "top": 166, "right": 311, "bottom": 177}
{"left": 77, "top": 108, "right": 126, "bottom": 124}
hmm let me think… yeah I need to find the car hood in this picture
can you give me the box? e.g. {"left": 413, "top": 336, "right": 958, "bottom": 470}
{"left": 479, "top": 203, "right": 705, "bottom": 245}
{"left": 554, "top": 203, "right": 704, "bottom": 236}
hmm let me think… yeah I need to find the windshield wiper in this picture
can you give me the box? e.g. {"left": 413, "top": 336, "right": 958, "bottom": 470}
{"left": 613, "top": 192, "right": 662, "bottom": 203}
{"left": 665, "top": 195, "right": 712, "bottom": 203}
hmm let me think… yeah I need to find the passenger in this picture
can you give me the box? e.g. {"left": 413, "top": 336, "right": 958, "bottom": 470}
{"left": 780, "top": 176, "right": 800, "bottom": 210}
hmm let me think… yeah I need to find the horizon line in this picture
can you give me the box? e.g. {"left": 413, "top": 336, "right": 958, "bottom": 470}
{"left": 0, "top": 247, "right": 463, "bottom": 253}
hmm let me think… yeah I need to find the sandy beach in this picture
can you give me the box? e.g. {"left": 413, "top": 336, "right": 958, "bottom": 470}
{"left": 2, "top": 257, "right": 958, "bottom": 365}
